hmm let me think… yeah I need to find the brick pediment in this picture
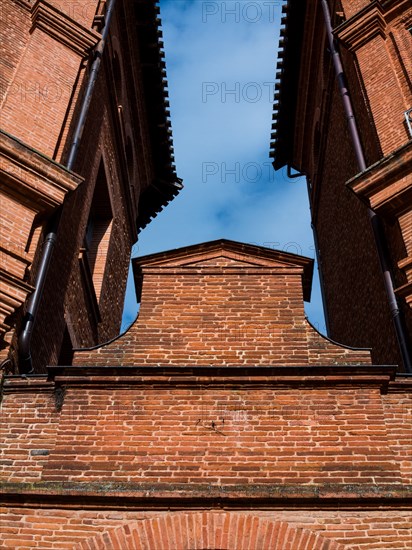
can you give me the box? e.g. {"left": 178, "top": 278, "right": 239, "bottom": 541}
{"left": 133, "top": 239, "right": 313, "bottom": 270}
{"left": 133, "top": 240, "right": 314, "bottom": 300}
{"left": 143, "top": 251, "right": 305, "bottom": 270}
{"left": 71, "top": 239, "right": 371, "bottom": 368}
{"left": 184, "top": 253, "right": 265, "bottom": 268}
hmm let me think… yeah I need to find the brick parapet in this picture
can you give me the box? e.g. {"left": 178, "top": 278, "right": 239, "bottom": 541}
{"left": 72, "top": 241, "right": 372, "bottom": 367}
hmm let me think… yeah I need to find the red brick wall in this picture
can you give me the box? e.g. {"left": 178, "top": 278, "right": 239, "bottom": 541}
{"left": 311, "top": 80, "right": 401, "bottom": 366}
{"left": 0, "top": 0, "right": 31, "bottom": 105}
{"left": 29, "top": 100, "right": 135, "bottom": 371}
{"left": 2, "top": 385, "right": 401, "bottom": 485}
{"left": 336, "top": 1, "right": 412, "bottom": 158}
{"left": 72, "top": 243, "right": 371, "bottom": 367}
{"left": 2, "top": 372, "right": 407, "bottom": 486}
{"left": 0, "top": 1, "right": 100, "bottom": 157}
{"left": 342, "top": 0, "right": 370, "bottom": 19}
{"left": 0, "top": 374, "right": 410, "bottom": 549}
{"left": 1, "top": 509, "right": 411, "bottom": 549}
{"left": 0, "top": 379, "right": 59, "bottom": 483}
{"left": 382, "top": 379, "right": 412, "bottom": 484}
{"left": 46, "top": 0, "right": 97, "bottom": 27}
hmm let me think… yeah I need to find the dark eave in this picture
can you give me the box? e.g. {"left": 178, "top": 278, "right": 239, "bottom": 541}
{"left": 136, "top": 176, "right": 182, "bottom": 232}
{"left": 269, "top": 1, "right": 305, "bottom": 171}
{"left": 134, "top": 0, "right": 183, "bottom": 232}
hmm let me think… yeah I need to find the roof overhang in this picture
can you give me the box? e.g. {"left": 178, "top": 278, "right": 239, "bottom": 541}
{"left": 269, "top": 0, "right": 306, "bottom": 171}
{"left": 133, "top": 0, "right": 183, "bottom": 232}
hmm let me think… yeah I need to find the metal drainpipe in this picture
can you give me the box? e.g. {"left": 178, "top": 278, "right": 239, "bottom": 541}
{"left": 288, "top": 166, "right": 331, "bottom": 335}
{"left": 320, "top": 0, "right": 412, "bottom": 372}
{"left": 18, "top": 0, "right": 117, "bottom": 374}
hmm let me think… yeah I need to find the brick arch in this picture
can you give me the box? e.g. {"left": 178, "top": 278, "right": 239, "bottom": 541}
{"left": 74, "top": 512, "right": 347, "bottom": 549}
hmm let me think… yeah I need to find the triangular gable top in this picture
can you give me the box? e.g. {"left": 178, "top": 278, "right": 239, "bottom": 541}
{"left": 132, "top": 239, "right": 314, "bottom": 301}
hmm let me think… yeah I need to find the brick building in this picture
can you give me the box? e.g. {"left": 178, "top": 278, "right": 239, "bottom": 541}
{"left": 1, "top": 1, "right": 411, "bottom": 548}
{"left": 271, "top": 0, "right": 412, "bottom": 369}
{"left": 1, "top": 240, "right": 411, "bottom": 548}
{"left": 0, "top": 0, "right": 181, "bottom": 373}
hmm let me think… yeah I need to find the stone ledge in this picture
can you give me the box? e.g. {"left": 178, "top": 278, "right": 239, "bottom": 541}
{"left": 1, "top": 481, "right": 411, "bottom": 509}
{"left": 346, "top": 140, "right": 412, "bottom": 218}
{"left": 335, "top": 1, "right": 387, "bottom": 52}
{"left": 5, "top": 366, "right": 406, "bottom": 396}
{"left": 14, "top": 365, "right": 393, "bottom": 393}
{"left": 0, "top": 130, "right": 83, "bottom": 212}
{"left": 31, "top": 0, "right": 100, "bottom": 57}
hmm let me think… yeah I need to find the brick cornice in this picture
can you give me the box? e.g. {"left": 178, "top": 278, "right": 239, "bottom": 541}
{"left": 133, "top": 239, "right": 315, "bottom": 302}
{"left": 0, "top": 269, "right": 34, "bottom": 334}
{"left": 0, "top": 130, "right": 83, "bottom": 213}
{"left": 12, "top": 0, "right": 32, "bottom": 11}
{"left": 1, "top": 481, "right": 411, "bottom": 509}
{"left": 335, "top": 1, "right": 387, "bottom": 51}
{"left": 0, "top": 269, "right": 33, "bottom": 297}
{"left": 382, "top": 0, "right": 412, "bottom": 24}
{"left": 1, "top": 375, "right": 53, "bottom": 394}
{"left": 142, "top": 266, "right": 305, "bottom": 276}
{"left": 30, "top": 0, "right": 100, "bottom": 56}
{"left": 395, "top": 281, "right": 412, "bottom": 307}
{"left": 134, "top": 240, "right": 313, "bottom": 270}
{"left": 346, "top": 140, "right": 412, "bottom": 217}
{"left": 398, "top": 255, "right": 412, "bottom": 274}
{"left": 40, "top": 365, "right": 398, "bottom": 393}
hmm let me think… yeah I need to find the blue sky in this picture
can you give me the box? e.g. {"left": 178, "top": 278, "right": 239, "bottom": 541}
{"left": 122, "top": 0, "right": 326, "bottom": 335}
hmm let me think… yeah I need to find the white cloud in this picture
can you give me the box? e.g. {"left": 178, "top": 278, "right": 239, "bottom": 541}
{"left": 122, "top": 0, "right": 327, "bottom": 335}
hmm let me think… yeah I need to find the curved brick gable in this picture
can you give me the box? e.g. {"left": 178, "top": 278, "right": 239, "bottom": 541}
{"left": 73, "top": 240, "right": 371, "bottom": 367}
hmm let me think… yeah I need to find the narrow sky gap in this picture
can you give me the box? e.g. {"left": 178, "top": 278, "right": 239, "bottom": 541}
{"left": 122, "top": 0, "right": 326, "bottom": 335}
